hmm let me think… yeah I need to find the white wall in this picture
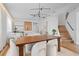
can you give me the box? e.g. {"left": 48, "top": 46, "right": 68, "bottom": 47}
{"left": 65, "top": 7, "right": 79, "bottom": 44}
{"left": 0, "top": 8, "right": 2, "bottom": 50}
{"left": 38, "top": 18, "right": 47, "bottom": 34}
{"left": 14, "top": 19, "right": 39, "bottom": 33}
{"left": 58, "top": 13, "right": 66, "bottom": 25}
{"left": 38, "top": 15, "right": 58, "bottom": 35}
{"left": 47, "top": 16, "right": 58, "bottom": 35}
{"left": 76, "top": 11, "right": 79, "bottom": 45}
{"left": 0, "top": 8, "right": 7, "bottom": 51}
{"left": 65, "top": 10, "right": 76, "bottom": 42}
{"left": 7, "top": 15, "right": 12, "bottom": 33}
{"left": 32, "top": 22, "right": 39, "bottom": 33}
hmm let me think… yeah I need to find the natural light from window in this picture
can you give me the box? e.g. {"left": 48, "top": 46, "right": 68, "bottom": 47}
{"left": 7, "top": 15, "right": 12, "bottom": 33}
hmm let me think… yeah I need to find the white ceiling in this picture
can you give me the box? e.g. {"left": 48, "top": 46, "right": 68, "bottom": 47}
{"left": 4, "top": 3, "right": 79, "bottom": 20}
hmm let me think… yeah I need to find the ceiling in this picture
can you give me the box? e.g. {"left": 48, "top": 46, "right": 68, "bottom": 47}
{"left": 4, "top": 3, "right": 79, "bottom": 20}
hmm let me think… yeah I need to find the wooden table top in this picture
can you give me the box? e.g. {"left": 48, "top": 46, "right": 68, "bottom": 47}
{"left": 16, "top": 34, "right": 60, "bottom": 46}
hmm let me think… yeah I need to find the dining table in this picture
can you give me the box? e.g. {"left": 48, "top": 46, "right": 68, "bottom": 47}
{"left": 16, "top": 34, "right": 61, "bottom": 56}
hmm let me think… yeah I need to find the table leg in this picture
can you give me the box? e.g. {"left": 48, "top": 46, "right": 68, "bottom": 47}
{"left": 19, "top": 45, "right": 24, "bottom": 56}
{"left": 46, "top": 40, "right": 48, "bottom": 56}
{"left": 57, "top": 38, "right": 60, "bottom": 52}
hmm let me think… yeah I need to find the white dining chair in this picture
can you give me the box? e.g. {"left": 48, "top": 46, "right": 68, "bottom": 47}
{"left": 24, "top": 32, "right": 41, "bottom": 56}
{"left": 6, "top": 39, "right": 19, "bottom": 56}
{"left": 46, "top": 39, "right": 58, "bottom": 56}
{"left": 31, "top": 41, "right": 46, "bottom": 56}
{"left": 24, "top": 43, "right": 34, "bottom": 56}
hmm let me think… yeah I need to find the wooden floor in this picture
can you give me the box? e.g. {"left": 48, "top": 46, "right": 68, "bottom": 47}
{"left": 0, "top": 44, "right": 9, "bottom": 56}
{"left": 58, "top": 25, "right": 79, "bottom": 53}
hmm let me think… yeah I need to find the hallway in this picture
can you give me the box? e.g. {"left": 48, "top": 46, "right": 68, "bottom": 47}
{"left": 58, "top": 25, "right": 79, "bottom": 54}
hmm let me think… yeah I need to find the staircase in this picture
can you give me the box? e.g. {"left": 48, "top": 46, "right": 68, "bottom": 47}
{"left": 58, "top": 25, "right": 79, "bottom": 53}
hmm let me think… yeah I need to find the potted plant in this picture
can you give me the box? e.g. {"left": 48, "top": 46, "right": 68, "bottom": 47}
{"left": 52, "top": 29, "right": 56, "bottom": 35}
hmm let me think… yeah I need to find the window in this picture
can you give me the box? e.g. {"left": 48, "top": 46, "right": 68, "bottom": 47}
{"left": 7, "top": 15, "right": 12, "bottom": 33}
